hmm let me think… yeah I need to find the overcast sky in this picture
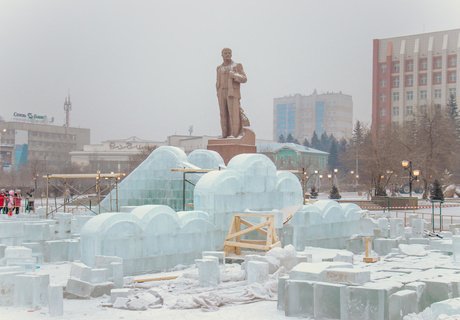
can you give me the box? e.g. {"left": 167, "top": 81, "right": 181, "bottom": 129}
{"left": 1, "top": 0, "right": 459, "bottom": 143}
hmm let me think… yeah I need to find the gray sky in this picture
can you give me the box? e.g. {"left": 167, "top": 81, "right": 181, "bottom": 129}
{"left": 1, "top": 0, "right": 459, "bottom": 143}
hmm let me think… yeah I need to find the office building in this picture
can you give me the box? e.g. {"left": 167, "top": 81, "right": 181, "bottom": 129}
{"left": 372, "top": 28, "right": 460, "bottom": 135}
{"left": 273, "top": 91, "right": 353, "bottom": 142}
{"left": 0, "top": 113, "right": 90, "bottom": 171}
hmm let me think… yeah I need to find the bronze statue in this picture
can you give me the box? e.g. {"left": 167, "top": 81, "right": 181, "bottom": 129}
{"left": 216, "top": 48, "right": 247, "bottom": 138}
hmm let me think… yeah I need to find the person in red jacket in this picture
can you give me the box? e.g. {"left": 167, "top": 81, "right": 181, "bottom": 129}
{"left": 14, "top": 190, "right": 21, "bottom": 215}
{"left": 0, "top": 189, "right": 5, "bottom": 214}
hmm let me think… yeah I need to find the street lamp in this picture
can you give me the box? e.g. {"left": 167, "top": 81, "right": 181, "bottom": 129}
{"left": 402, "top": 160, "right": 420, "bottom": 197}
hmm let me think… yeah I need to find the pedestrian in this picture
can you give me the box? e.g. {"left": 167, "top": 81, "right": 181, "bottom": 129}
{"left": 0, "top": 189, "right": 5, "bottom": 214}
{"left": 7, "top": 190, "right": 14, "bottom": 216}
{"left": 14, "top": 190, "right": 21, "bottom": 215}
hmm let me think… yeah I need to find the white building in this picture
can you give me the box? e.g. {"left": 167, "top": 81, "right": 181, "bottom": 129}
{"left": 273, "top": 91, "right": 353, "bottom": 142}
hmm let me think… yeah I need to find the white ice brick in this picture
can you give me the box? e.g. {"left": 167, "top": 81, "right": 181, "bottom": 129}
{"left": 4, "top": 246, "right": 32, "bottom": 259}
{"left": 284, "top": 280, "right": 314, "bottom": 317}
{"left": 389, "top": 218, "right": 404, "bottom": 238}
{"left": 0, "top": 271, "right": 24, "bottom": 306}
{"left": 65, "top": 278, "right": 93, "bottom": 298}
{"left": 389, "top": 289, "right": 417, "bottom": 320}
{"left": 202, "top": 251, "right": 225, "bottom": 264}
{"left": 196, "top": 258, "right": 220, "bottom": 287}
{"left": 323, "top": 268, "right": 371, "bottom": 285}
{"left": 453, "top": 235, "right": 460, "bottom": 263}
{"left": 289, "top": 262, "right": 352, "bottom": 281}
{"left": 374, "top": 238, "right": 398, "bottom": 255}
{"left": 110, "top": 288, "right": 133, "bottom": 303}
{"left": 70, "top": 262, "right": 92, "bottom": 281}
{"left": 404, "top": 281, "right": 428, "bottom": 312}
{"left": 14, "top": 274, "right": 49, "bottom": 307}
{"left": 48, "top": 285, "right": 63, "bottom": 317}
{"left": 314, "top": 282, "right": 345, "bottom": 320}
{"left": 411, "top": 218, "right": 425, "bottom": 238}
{"left": 90, "top": 268, "right": 108, "bottom": 284}
{"left": 111, "top": 262, "right": 124, "bottom": 288}
{"left": 246, "top": 260, "right": 269, "bottom": 284}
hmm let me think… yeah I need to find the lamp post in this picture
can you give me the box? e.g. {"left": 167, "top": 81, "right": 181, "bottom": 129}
{"left": 401, "top": 160, "right": 420, "bottom": 197}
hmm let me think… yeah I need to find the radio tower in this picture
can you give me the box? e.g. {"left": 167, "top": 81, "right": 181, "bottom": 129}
{"left": 64, "top": 92, "right": 72, "bottom": 130}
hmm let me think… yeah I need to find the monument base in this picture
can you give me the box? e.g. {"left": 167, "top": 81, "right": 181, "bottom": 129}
{"left": 207, "top": 128, "right": 256, "bottom": 164}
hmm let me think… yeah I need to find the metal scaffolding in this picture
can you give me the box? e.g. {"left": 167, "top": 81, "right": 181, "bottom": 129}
{"left": 43, "top": 172, "right": 124, "bottom": 217}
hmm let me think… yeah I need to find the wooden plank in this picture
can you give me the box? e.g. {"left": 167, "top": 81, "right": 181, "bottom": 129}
{"left": 224, "top": 240, "right": 270, "bottom": 251}
{"left": 225, "top": 221, "right": 269, "bottom": 240}
{"left": 240, "top": 219, "right": 268, "bottom": 235}
{"left": 133, "top": 275, "right": 178, "bottom": 283}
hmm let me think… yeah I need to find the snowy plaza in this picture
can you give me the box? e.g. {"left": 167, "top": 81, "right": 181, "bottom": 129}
{"left": 0, "top": 147, "right": 459, "bottom": 319}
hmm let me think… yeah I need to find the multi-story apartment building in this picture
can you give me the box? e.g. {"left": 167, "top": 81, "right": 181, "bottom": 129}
{"left": 0, "top": 115, "right": 90, "bottom": 171}
{"left": 372, "top": 29, "right": 460, "bottom": 136}
{"left": 273, "top": 91, "right": 353, "bottom": 142}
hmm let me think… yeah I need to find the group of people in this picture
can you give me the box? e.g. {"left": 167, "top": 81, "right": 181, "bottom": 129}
{"left": 0, "top": 189, "right": 23, "bottom": 216}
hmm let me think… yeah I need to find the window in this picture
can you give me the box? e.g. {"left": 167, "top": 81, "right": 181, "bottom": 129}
{"left": 433, "top": 57, "right": 442, "bottom": 69}
{"left": 392, "top": 106, "right": 399, "bottom": 116}
{"left": 380, "top": 108, "right": 386, "bottom": 116}
{"left": 405, "top": 105, "right": 413, "bottom": 115}
{"left": 420, "top": 90, "right": 427, "bottom": 100}
{"left": 434, "top": 89, "right": 442, "bottom": 99}
{"left": 406, "top": 75, "right": 413, "bottom": 86}
{"left": 392, "top": 62, "right": 400, "bottom": 73}
{"left": 380, "top": 63, "right": 387, "bottom": 74}
{"left": 406, "top": 60, "right": 414, "bottom": 72}
{"left": 419, "top": 74, "right": 427, "bottom": 85}
{"left": 420, "top": 105, "right": 427, "bottom": 115}
{"left": 449, "top": 55, "right": 457, "bottom": 67}
{"left": 419, "top": 58, "right": 427, "bottom": 70}
{"left": 449, "top": 88, "right": 456, "bottom": 97}
{"left": 406, "top": 91, "right": 413, "bottom": 101}
{"left": 448, "top": 72, "right": 457, "bottom": 83}
{"left": 379, "top": 94, "right": 386, "bottom": 102}
{"left": 380, "top": 79, "right": 386, "bottom": 88}
{"left": 433, "top": 73, "right": 442, "bottom": 84}
{"left": 392, "top": 91, "right": 400, "bottom": 101}
{"left": 392, "top": 77, "right": 400, "bottom": 87}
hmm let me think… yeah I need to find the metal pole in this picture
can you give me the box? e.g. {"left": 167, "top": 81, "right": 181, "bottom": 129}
{"left": 439, "top": 202, "right": 442, "bottom": 231}
{"left": 182, "top": 172, "right": 186, "bottom": 211}
{"left": 45, "top": 174, "right": 49, "bottom": 217}
{"left": 431, "top": 201, "right": 435, "bottom": 232}
{"left": 109, "top": 178, "right": 113, "bottom": 212}
{"left": 409, "top": 161, "right": 413, "bottom": 197}
{"left": 115, "top": 178, "right": 119, "bottom": 212}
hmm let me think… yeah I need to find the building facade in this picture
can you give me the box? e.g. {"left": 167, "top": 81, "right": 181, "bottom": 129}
{"left": 372, "top": 29, "right": 460, "bottom": 136}
{"left": 273, "top": 91, "right": 353, "bottom": 142}
{"left": 70, "top": 137, "right": 162, "bottom": 173}
{"left": 0, "top": 118, "right": 90, "bottom": 171}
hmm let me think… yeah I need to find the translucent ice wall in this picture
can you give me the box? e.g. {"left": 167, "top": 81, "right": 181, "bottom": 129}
{"left": 194, "top": 153, "right": 303, "bottom": 236}
{"left": 283, "top": 200, "right": 376, "bottom": 250}
{"left": 80, "top": 205, "right": 219, "bottom": 275}
{"left": 99, "top": 147, "right": 224, "bottom": 212}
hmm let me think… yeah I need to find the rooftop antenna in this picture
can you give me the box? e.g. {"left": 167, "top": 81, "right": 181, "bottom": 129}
{"left": 64, "top": 90, "right": 72, "bottom": 130}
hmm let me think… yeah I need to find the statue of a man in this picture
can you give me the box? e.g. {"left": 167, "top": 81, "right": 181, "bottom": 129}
{"left": 216, "top": 48, "right": 247, "bottom": 138}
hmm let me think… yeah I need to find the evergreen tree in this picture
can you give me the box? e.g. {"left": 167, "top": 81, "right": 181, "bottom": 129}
{"left": 430, "top": 179, "right": 444, "bottom": 202}
{"left": 278, "top": 134, "right": 285, "bottom": 143}
{"left": 320, "top": 132, "right": 330, "bottom": 152}
{"left": 302, "top": 138, "right": 310, "bottom": 148}
{"left": 329, "top": 185, "right": 341, "bottom": 199}
{"left": 447, "top": 93, "right": 458, "bottom": 119}
{"left": 310, "top": 186, "right": 318, "bottom": 199}
{"left": 311, "top": 131, "right": 320, "bottom": 150}
{"left": 352, "top": 120, "right": 364, "bottom": 145}
{"left": 293, "top": 138, "right": 300, "bottom": 145}
{"left": 328, "top": 138, "right": 339, "bottom": 170}
{"left": 286, "top": 133, "right": 295, "bottom": 143}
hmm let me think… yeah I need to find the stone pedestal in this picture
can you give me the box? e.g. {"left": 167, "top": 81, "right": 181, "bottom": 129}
{"left": 207, "top": 128, "right": 256, "bottom": 164}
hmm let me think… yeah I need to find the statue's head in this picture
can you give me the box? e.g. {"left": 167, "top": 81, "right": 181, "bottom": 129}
{"left": 221, "top": 48, "right": 232, "bottom": 60}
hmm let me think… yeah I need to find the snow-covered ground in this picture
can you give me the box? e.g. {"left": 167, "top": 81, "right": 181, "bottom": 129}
{"left": 3, "top": 193, "right": 460, "bottom": 319}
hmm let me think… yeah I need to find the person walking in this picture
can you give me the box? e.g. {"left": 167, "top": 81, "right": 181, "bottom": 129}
{"left": 7, "top": 190, "right": 14, "bottom": 216}
{"left": 14, "top": 190, "right": 21, "bottom": 215}
{"left": 0, "top": 189, "right": 5, "bottom": 214}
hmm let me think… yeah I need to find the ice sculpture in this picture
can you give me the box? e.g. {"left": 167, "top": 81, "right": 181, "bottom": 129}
{"left": 99, "top": 147, "right": 224, "bottom": 212}
{"left": 80, "top": 205, "right": 218, "bottom": 274}
{"left": 283, "top": 200, "right": 375, "bottom": 250}
{"left": 194, "top": 153, "right": 303, "bottom": 234}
